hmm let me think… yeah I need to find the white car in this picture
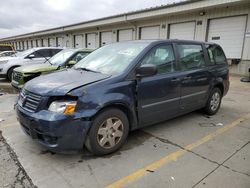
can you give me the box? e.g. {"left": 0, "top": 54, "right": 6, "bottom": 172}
{"left": 0, "top": 47, "right": 62, "bottom": 81}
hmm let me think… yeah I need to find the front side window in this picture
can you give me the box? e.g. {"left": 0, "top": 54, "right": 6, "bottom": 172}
{"left": 51, "top": 49, "right": 62, "bottom": 56}
{"left": 72, "top": 52, "right": 90, "bottom": 62}
{"left": 177, "top": 44, "right": 205, "bottom": 71}
{"left": 34, "top": 49, "right": 52, "bottom": 58}
{"left": 50, "top": 49, "right": 76, "bottom": 65}
{"left": 141, "top": 44, "right": 176, "bottom": 74}
{"left": 206, "top": 45, "right": 227, "bottom": 64}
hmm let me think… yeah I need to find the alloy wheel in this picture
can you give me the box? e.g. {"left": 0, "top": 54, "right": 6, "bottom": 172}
{"left": 97, "top": 117, "right": 124, "bottom": 149}
{"left": 210, "top": 92, "right": 220, "bottom": 111}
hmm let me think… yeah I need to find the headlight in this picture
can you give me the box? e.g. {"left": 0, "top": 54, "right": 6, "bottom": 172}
{"left": 0, "top": 60, "right": 8, "bottom": 64}
{"left": 48, "top": 100, "right": 77, "bottom": 115}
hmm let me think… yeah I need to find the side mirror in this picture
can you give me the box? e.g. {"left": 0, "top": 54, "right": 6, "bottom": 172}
{"left": 27, "top": 54, "right": 35, "bottom": 59}
{"left": 68, "top": 60, "right": 77, "bottom": 66}
{"left": 136, "top": 64, "right": 157, "bottom": 77}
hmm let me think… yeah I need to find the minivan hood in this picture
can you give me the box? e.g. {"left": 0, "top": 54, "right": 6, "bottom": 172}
{"left": 15, "top": 63, "right": 57, "bottom": 73}
{"left": 24, "top": 69, "right": 110, "bottom": 96}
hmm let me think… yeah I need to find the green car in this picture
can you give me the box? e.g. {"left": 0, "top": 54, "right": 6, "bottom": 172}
{"left": 11, "top": 48, "right": 93, "bottom": 89}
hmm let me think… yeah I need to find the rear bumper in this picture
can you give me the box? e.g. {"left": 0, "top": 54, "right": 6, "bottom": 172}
{"left": 16, "top": 104, "right": 92, "bottom": 153}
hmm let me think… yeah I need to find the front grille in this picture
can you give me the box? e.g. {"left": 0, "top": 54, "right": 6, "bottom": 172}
{"left": 13, "top": 71, "right": 22, "bottom": 82}
{"left": 19, "top": 89, "right": 42, "bottom": 112}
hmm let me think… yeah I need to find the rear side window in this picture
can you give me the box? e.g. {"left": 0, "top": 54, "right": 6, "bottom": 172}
{"left": 51, "top": 49, "right": 62, "bottom": 56}
{"left": 206, "top": 45, "right": 227, "bottom": 64}
{"left": 141, "top": 44, "right": 176, "bottom": 74}
{"left": 176, "top": 44, "right": 205, "bottom": 71}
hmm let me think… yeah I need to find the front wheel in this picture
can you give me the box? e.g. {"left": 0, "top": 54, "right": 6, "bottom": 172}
{"left": 203, "top": 88, "right": 222, "bottom": 115}
{"left": 85, "top": 108, "right": 129, "bottom": 155}
{"left": 7, "top": 67, "right": 16, "bottom": 81}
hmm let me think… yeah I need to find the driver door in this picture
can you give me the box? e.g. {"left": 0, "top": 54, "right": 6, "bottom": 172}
{"left": 137, "top": 43, "right": 182, "bottom": 127}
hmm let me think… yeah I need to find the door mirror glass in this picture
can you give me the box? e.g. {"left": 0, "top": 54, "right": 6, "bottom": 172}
{"left": 27, "top": 54, "right": 35, "bottom": 59}
{"left": 68, "top": 60, "right": 77, "bottom": 66}
{"left": 136, "top": 64, "right": 157, "bottom": 77}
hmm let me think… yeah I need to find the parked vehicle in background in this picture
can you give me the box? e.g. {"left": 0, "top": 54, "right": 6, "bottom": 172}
{"left": 0, "top": 51, "right": 16, "bottom": 57}
{"left": 12, "top": 48, "right": 93, "bottom": 90}
{"left": 0, "top": 47, "right": 63, "bottom": 81}
{"left": 16, "top": 40, "right": 229, "bottom": 155}
{"left": 0, "top": 44, "right": 15, "bottom": 52}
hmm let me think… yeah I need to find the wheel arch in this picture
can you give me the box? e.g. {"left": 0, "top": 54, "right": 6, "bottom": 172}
{"left": 214, "top": 82, "right": 224, "bottom": 96}
{"left": 7, "top": 65, "right": 20, "bottom": 80}
{"left": 90, "top": 102, "right": 137, "bottom": 131}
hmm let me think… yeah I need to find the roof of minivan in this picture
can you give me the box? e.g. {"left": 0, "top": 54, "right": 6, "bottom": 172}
{"left": 116, "top": 39, "right": 218, "bottom": 46}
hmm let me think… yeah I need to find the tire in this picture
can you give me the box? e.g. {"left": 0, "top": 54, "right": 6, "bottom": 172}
{"left": 85, "top": 108, "right": 129, "bottom": 155}
{"left": 7, "top": 67, "right": 17, "bottom": 81}
{"left": 203, "top": 87, "right": 222, "bottom": 115}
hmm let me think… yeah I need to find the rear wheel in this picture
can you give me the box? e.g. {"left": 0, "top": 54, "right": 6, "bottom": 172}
{"left": 203, "top": 87, "right": 222, "bottom": 115}
{"left": 85, "top": 108, "right": 129, "bottom": 155}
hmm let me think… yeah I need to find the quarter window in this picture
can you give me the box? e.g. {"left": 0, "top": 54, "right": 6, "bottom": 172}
{"left": 206, "top": 45, "right": 227, "bottom": 64}
{"left": 177, "top": 44, "right": 205, "bottom": 70}
{"left": 141, "top": 45, "right": 176, "bottom": 74}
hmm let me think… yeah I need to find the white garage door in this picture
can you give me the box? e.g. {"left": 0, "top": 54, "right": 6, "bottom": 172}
{"left": 57, "top": 37, "right": 63, "bottom": 47}
{"left": 169, "top": 22, "right": 196, "bottom": 40}
{"left": 28, "top": 40, "right": 32, "bottom": 49}
{"left": 49, "top": 38, "right": 55, "bottom": 47}
{"left": 101, "top": 31, "right": 112, "bottom": 46}
{"left": 140, "top": 26, "right": 160, "bottom": 39}
{"left": 43, "top": 39, "right": 48, "bottom": 47}
{"left": 118, "top": 29, "right": 133, "bottom": 41}
{"left": 37, "top": 39, "right": 42, "bottom": 47}
{"left": 86, "top": 33, "right": 97, "bottom": 49}
{"left": 208, "top": 16, "right": 247, "bottom": 59}
{"left": 33, "top": 40, "right": 37, "bottom": 47}
{"left": 74, "top": 35, "right": 84, "bottom": 48}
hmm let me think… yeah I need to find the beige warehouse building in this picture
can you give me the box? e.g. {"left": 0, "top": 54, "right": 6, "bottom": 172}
{"left": 0, "top": 0, "right": 250, "bottom": 75}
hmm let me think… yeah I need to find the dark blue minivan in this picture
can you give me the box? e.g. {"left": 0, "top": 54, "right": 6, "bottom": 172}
{"left": 16, "top": 40, "right": 229, "bottom": 155}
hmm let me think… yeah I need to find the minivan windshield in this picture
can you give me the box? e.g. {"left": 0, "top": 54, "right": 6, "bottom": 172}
{"left": 50, "top": 49, "right": 76, "bottom": 65}
{"left": 74, "top": 42, "right": 149, "bottom": 75}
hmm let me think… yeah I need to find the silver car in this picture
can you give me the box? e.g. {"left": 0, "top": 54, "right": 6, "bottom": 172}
{"left": 0, "top": 47, "right": 62, "bottom": 81}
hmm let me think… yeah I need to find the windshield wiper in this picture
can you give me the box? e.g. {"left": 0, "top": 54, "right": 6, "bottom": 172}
{"left": 75, "top": 67, "right": 100, "bottom": 73}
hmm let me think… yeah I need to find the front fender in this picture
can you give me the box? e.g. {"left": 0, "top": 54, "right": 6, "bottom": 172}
{"left": 73, "top": 80, "right": 138, "bottom": 130}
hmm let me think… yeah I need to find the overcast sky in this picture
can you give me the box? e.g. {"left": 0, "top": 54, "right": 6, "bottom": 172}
{"left": 0, "top": 0, "right": 185, "bottom": 39}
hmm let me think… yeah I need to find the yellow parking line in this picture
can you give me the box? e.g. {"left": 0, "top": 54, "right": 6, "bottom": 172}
{"left": 0, "top": 122, "right": 19, "bottom": 129}
{"left": 106, "top": 112, "right": 250, "bottom": 188}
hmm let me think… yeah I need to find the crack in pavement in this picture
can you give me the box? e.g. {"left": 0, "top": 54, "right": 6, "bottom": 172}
{"left": 141, "top": 130, "right": 250, "bottom": 184}
{"left": 192, "top": 141, "right": 250, "bottom": 187}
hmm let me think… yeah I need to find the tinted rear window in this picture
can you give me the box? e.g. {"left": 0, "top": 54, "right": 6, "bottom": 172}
{"left": 206, "top": 45, "right": 227, "bottom": 65}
